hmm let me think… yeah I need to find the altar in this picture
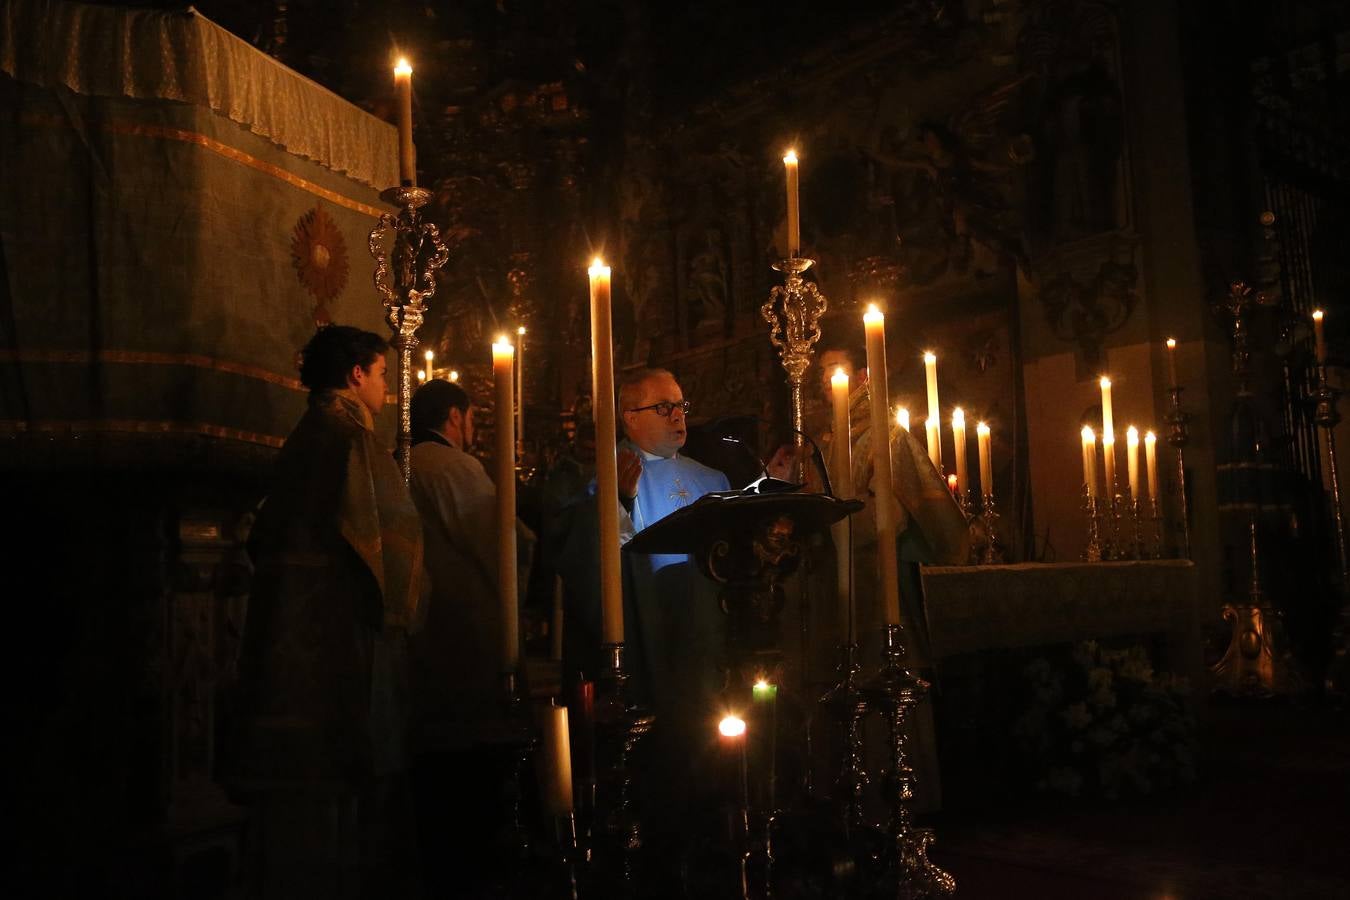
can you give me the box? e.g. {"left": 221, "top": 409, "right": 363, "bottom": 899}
{"left": 923, "top": 560, "right": 1202, "bottom": 684}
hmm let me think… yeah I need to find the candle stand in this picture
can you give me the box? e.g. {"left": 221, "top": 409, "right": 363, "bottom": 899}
{"left": 1149, "top": 498, "right": 1164, "bottom": 559}
{"left": 1312, "top": 367, "right": 1350, "bottom": 698}
{"left": 591, "top": 643, "right": 654, "bottom": 892}
{"left": 1166, "top": 385, "right": 1193, "bottom": 559}
{"left": 1082, "top": 491, "right": 1104, "bottom": 562}
{"left": 861, "top": 625, "right": 956, "bottom": 900}
{"left": 979, "top": 492, "right": 1004, "bottom": 564}
{"left": 368, "top": 186, "right": 450, "bottom": 482}
{"left": 761, "top": 257, "right": 828, "bottom": 453}
{"left": 493, "top": 672, "right": 536, "bottom": 862}
{"left": 819, "top": 643, "right": 869, "bottom": 837}
{"left": 1128, "top": 498, "right": 1145, "bottom": 560}
{"left": 552, "top": 813, "right": 582, "bottom": 900}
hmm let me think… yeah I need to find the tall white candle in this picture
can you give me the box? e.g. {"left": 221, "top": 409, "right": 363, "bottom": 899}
{"left": 951, "top": 407, "right": 968, "bottom": 496}
{"left": 1145, "top": 430, "right": 1159, "bottom": 503}
{"left": 925, "top": 419, "right": 940, "bottom": 470}
{"left": 1081, "top": 426, "right": 1098, "bottom": 498}
{"left": 424, "top": 348, "right": 434, "bottom": 382}
{"left": 863, "top": 304, "right": 901, "bottom": 626}
{"left": 1126, "top": 426, "right": 1141, "bottom": 501}
{"left": 1165, "top": 338, "right": 1178, "bottom": 389}
{"left": 516, "top": 325, "right": 526, "bottom": 454}
{"left": 394, "top": 58, "right": 415, "bottom": 186}
{"left": 830, "top": 367, "right": 855, "bottom": 643}
{"left": 535, "top": 702, "right": 574, "bottom": 816}
{"left": 924, "top": 352, "right": 941, "bottom": 469}
{"left": 1100, "top": 376, "right": 1116, "bottom": 494}
{"left": 977, "top": 421, "right": 992, "bottom": 495}
{"left": 784, "top": 150, "right": 800, "bottom": 257}
{"left": 492, "top": 336, "right": 518, "bottom": 674}
{"left": 589, "top": 260, "right": 624, "bottom": 646}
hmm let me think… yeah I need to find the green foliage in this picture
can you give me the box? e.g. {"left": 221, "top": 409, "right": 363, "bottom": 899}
{"left": 1012, "top": 641, "right": 1197, "bottom": 800}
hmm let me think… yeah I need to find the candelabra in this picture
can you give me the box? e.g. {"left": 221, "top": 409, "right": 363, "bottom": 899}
{"left": 1166, "top": 385, "right": 1192, "bottom": 559}
{"left": 762, "top": 257, "right": 828, "bottom": 460}
{"left": 592, "top": 643, "right": 654, "bottom": 891}
{"left": 1082, "top": 490, "right": 1103, "bottom": 562}
{"left": 1313, "top": 366, "right": 1350, "bottom": 697}
{"left": 493, "top": 671, "right": 536, "bottom": 860}
{"left": 861, "top": 625, "right": 956, "bottom": 899}
{"left": 820, "top": 643, "right": 869, "bottom": 837}
{"left": 980, "top": 492, "right": 1003, "bottom": 564}
{"left": 369, "top": 186, "right": 450, "bottom": 482}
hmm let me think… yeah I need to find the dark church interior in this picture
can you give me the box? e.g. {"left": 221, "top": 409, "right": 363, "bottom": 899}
{"left": 4, "top": 0, "right": 1350, "bottom": 897}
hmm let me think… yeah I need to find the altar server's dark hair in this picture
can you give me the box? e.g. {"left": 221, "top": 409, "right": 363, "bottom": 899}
{"left": 412, "top": 379, "right": 471, "bottom": 435}
{"left": 299, "top": 325, "right": 389, "bottom": 391}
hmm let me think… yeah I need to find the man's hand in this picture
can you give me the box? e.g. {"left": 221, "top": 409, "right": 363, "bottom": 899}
{"left": 617, "top": 447, "right": 643, "bottom": 499}
{"left": 765, "top": 444, "right": 806, "bottom": 481}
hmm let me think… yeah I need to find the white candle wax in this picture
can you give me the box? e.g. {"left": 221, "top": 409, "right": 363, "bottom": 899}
{"left": 1081, "top": 426, "right": 1098, "bottom": 498}
{"left": 394, "top": 58, "right": 415, "bottom": 185}
{"left": 784, "top": 150, "right": 800, "bottom": 257}
{"left": 492, "top": 337, "right": 518, "bottom": 673}
{"left": 1145, "top": 431, "right": 1159, "bottom": 502}
{"left": 977, "top": 421, "right": 992, "bottom": 495}
{"left": 830, "top": 367, "right": 855, "bottom": 643}
{"left": 589, "top": 260, "right": 624, "bottom": 645}
{"left": 863, "top": 304, "right": 901, "bottom": 626}
{"left": 951, "top": 407, "right": 968, "bottom": 495}
{"left": 1127, "top": 426, "right": 1140, "bottom": 501}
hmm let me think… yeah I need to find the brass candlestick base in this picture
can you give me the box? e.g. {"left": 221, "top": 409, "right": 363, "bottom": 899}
{"left": 820, "top": 643, "right": 869, "bottom": 837}
{"left": 369, "top": 185, "right": 450, "bottom": 482}
{"left": 592, "top": 643, "right": 654, "bottom": 890}
{"left": 1149, "top": 498, "right": 1164, "bottom": 559}
{"left": 1128, "top": 497, "right": 1145, "bottom": 560}
{"left": 862, "top": 625, "right": 956, "bottom": 899}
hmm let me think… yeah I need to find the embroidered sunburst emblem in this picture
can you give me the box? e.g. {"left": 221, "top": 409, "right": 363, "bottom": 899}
{"left": 669, "top": 476, "right": 691, "bottom": 506}
{"left": 290, "top": 206, "right": 349, "bottom": 326}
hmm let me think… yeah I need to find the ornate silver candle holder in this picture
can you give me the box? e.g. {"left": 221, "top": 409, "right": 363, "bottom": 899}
{"left": 861, "top": 625, "right": 956, "bottom": 899}
{"left": 1083, "top": 490, "right": 1104, "bottom": 562}
{"left": 980, "top": 492, "right": 1003, "bottom": 564}
{"left": 1313, "top": 366, "right": 1350, "bottom": 698}
{"left": 592, "top": 642, "right": 654, "bottom": 890}
{"left": 820, "top": 643, "right": 869, "bottom": 837}
{"left": 1149, "top": 498, "right": 1164, "bottom": 559}
{"left": 1166, "top": 385, "right": 1193, "bottom": 559}
{"left": 761, "top": 257, "right": 827, "bottom": 456}
{"left": 369, "top": 185, "right": 450, "bottom": 482}
{"left": 1128, "top": 497, "right": 1145, "bottom": 559}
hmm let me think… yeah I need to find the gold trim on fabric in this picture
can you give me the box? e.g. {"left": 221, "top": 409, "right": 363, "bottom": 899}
{"left": 20, "top": 113, "right": 387, "bottom": 218}
{"left": 0, "top": 419, "right": 285, "bottom": 448}
{"left": 0, "top": 348, "right": 304, "bottom": 391}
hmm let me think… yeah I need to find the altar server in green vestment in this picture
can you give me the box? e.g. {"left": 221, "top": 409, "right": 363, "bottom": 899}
{"left": 227, "top": 325, "right": 424, "bottom": 900}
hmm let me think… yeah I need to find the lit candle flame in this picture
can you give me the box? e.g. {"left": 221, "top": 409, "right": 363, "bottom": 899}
{"left": 863, "top": 302, "right": 883, "bottom": 324}
{"left": 952, "top": 406, "right": 965, "bottom": 427}
{"left": 449, "top": 369, "right": 459, "bottom": 382}
{"left": 754, "top": 678, "right": 770, "bottom": 690}
{"left": 1099, "top": 375, "right": 1111, "bottom": 389}
{"left": 897, "top": 407, "right": 910, "bottom": 431}
{"left": 1145, "top": 430, "right": 1156, "bottom": 443}
{"left": 1082, "top": 425, "right": 1096, "bottom": 442}
{"left": 718, "top": 715, "right": 746, "bottom": 738}
{"left": 831, "top": 366, "right": 849, "bottom": 388}
{"left": 1313, "top": 309, "right": 1324, "bottom": 322}
{"left": 1166, "top": 338, "right": 1177, "bottom": 349}
{"left": 783, "top": 149, "right": 798, "bottom": 165}
{"left": 977, "top": 421, "right": 990, "bottom": 437}
{"left": 589, "top": 256, "right": 608, "bottom": 274}
{"left": 1127, "top": 426, "right": 1139, "bottom": 445}
{"left": 922, "top": 351, "right": 936, "bottom": 365}
{"left": 416, "top": 370, "right": 425, "bottom": 382}
{"left": 425, "top": 349, "right": 434, "bottom": 362}
{"left": 518, "top": 325, "right": 527, "bottom": 335}
{"left": 394, "top": 58, "right": 412, "bottom": 76}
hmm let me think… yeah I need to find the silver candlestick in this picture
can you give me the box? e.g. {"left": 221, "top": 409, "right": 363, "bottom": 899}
{"left": 1313, "top": 365, "right": 1350, "bottom": 698}
{"left": 761, "top": 257, "right": 827, "bottom": 464}
{"left": 1165, "top": 385, "right": 1192, "bottom": 559}
{"left": 980, "top": 491, "right": 1003, "bottom": 564}
{"left": 1149, "top": 498, "right": 1164, "bottom": 559}
{"left": 369, "top": 185, "right": 450, "bottom": 483}
{"left": 1083, "top": 490, "right": 1104, "bottom": 562}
